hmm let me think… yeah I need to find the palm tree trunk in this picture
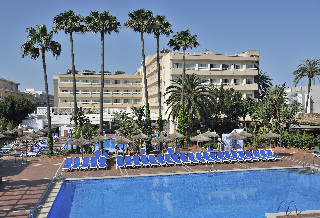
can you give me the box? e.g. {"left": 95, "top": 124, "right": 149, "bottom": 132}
{"left": 70, "top": 32, "right": 77, "bottom": 125}
{"left": 157, "top": 35, "right": 161, "bottom": 118}
{"left": 100, "top": 29, "right": 104, "bottom": 152}
{"left": 305, "top": 78, "right": 311, "bottom": 113}
{"left": 141, "top": 31, "right": 148, "bottom": 107}
{"left": 41, "top": 47, "right": 51, "bottom": 134}
{"left": 181, "top": 49, "right": 186, "bottom": 103}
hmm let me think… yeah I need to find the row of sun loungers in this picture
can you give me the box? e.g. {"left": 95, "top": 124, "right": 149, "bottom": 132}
{"left": 62, "top": 156, "right": 108, "bottom": 171}
{"left": 116, "top": 149, "right": 281, "bottom": 168}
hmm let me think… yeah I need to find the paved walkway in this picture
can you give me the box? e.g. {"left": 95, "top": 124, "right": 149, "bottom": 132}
{"left": 0, "top": 145, "right": 319, "bottom": 217}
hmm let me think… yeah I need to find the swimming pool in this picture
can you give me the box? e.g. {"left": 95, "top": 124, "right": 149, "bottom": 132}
{"left": 48, "top": 169, "right": 320, "bottom": 218}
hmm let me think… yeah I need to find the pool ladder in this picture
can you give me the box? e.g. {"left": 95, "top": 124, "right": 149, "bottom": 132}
{"left": 277, "top": 201, "right": 299, "bottom": 217}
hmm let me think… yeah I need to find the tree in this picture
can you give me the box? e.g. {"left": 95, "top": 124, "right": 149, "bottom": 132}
{"left": 258, "top": 70, "right": 272, "bottom": 99}
{"left": 151, "top": 15, "right": 173, "bottom": 134}
{"left": 124, "top": 8, "right": 154, "bottom": 138}
{"left": 167, "top": 30, "right": 199, "bottom": 141}
{"left": 293, "top": 58, "right": 320, "bottom": 113}
{"left": 53, "top": 10, "right": 84, "bottom": 124}
{"left": 21, "top": 24, "right": 61, "bottom": 134}
{"left": 85, "top": 10, "right": 121, "bottom": 153}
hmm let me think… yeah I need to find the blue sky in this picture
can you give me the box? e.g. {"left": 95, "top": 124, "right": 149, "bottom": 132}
{"left": 0, "top": 0, "right": 319, "bottom": 93}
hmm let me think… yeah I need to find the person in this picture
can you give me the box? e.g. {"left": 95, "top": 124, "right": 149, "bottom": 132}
{"left": 217, "top": 138, "right": 222, "bottom": 151}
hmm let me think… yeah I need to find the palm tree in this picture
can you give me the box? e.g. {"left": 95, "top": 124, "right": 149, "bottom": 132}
{"left": 85, "top": 11, "right": 120, "bottom": 153}
{"left": 53, "top": 10, "right": 84, "bottom": 124}
{"left": 293, "top": 58, "right": 320, "bottom": 113}
{"left": 258, "top": 70, "right": 272, "bottom": 99}
{"left": 124, "top": 8, "right": 153, "bottom": 138}
{"left": 151, "top": 15, "right": 173, "bottom": 134}
{"left": 21, "top": 24, "right": 61, "bottom": 135}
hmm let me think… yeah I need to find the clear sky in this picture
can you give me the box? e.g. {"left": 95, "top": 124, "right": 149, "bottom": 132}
{"left": 1, "top": 0, "right": 319, "bottom": 93}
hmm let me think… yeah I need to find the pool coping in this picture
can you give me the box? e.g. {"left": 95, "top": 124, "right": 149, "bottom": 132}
{"left": 265, "top": 210, "right": 320, "bottom": 218}
{"left": 39, "top": 165, "right": 316, "bottom": 217}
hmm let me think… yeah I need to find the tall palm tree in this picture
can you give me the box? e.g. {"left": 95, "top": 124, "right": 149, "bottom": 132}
{"left": 293, "top": 58, "right": 320, "bottom": 113}
{"left": 258, "top": 70, "right": 272, "bottom": 99}
{"left": 85, "top": 10, "right": 120, "bottom": 153}
{"left": 21, "top": 24, "right": 61, "bottom": 135}
{"left": 124, "top": 8, "right": 153, "bottom": 138}
{"left": 53, "top": 10, "right": 84, "bottom": 124}
{"left": 151, "top": 15, "right": 173, "bottom": 134}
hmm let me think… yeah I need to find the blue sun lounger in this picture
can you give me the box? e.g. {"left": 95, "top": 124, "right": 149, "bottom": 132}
{"left": 167, "top": 147, "right": 174, "bottom": 155}
{"left": 188, "top": 153, "right": 200, "bottom": 164}
{"left": 202, "top": 152, "right": 215, "bottom": 164}
{"left": 141, "top": 154, "right": 151, "bottom": 167}
{"left": 164, "top": 153, "right": 175, "bottom": 166}
{"left": 72, "top": 157, "right": 81, "bottom": 170}
{"left": 95, "top": 150, "right": 101, "bottom": 158}
{"left": 133, "top": 155, "right": 142, "bottom": 167}
{"left": 231, "top": 151, "right": 245, "bottom": 162}
{"left": 81, "top": 157, "right": 90, "bottom": 170}
{"left": 99, "top": 156, "right": 107, "bottom": 169}
{"left": 172, "top": 153, "right": 182, "bottom": 165}
{"left": 179, "top": 153, "right": 191, "bottom": 165}
{"left": 259, "top": 149, "right": 275, "bottom": 161}
{"left": 209, "top": 152, "right": 222, "bottom": 163}
{"left": 245, "top": 150, "right": 259, "bottom": 162}
{"left": 116, "top": 156, "right": 125, "bottom": 169}
{"left": 102, "top": 150, "right": 111, "bottom": 160}
{"left": 125, "top": 155, "right": 134, "bottom": 168}
{"left": 195, "top": 152, "right": 206, "bottom": 164}
{"left": 266, "top": 149, "right": 281, "bottom": 161}
{"left": 148, "top": 154, "right": 159, "bottom": 167}
{"left": 157, "top": 154, "right": 166, "bottom": 166}
{"left": 252, "top": 150, "right": 268, "bottom": 161}
{"left": 217, "top": 151, "right": 230, "bottom": 163}
{"left": 90, "top": 157, "right": 98, "bottom": 169}
{"left": 238, "top": 150, "right": 252, "bottom": 162}
{"left": 224, "top": 151, "right": 237, "bottom": 163}
{"left": 62, "top": 157, "right": 72, "bottom": 171}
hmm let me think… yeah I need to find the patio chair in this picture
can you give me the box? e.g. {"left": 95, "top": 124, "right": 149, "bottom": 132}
{"left": 164, "top": 153, "right": 175, "bottom": 166}
{"left": 224, "top": 151, "right": 237, "bottom": 163}
{"left": 125, "top": 155, "right": 134, "bottom": 168}
{"left": 133, "top": 155, "right": 142, "bottom": 167}
{"left": 231, "top": 151, "right": 245, "bottom": 162}
{"left": 156, "top": 154, "right": 166, "bottom": 166}
{"left": 27, "top": 151, "right": 38, "bottom": 157}
{"left": 259, "top": 149, "right": 275, "bottom": 161}
{"left": 95, "top": 150, "right": 101, "bottom": 158}
{"left": 148, "top": 154, "right": 159, "bottom": 167}
{"left": 141, "top": 147, "right": 146, "bottom": 155}
{"left": 175, "top": 147, "right": 181, "bottom": 154}
{"left": 102, "top": 150, "right": 111, "bottom": 160}
{"left": 238, "top": 150, "right": 253, "bottom": 162}
{"left": 209, "top": 152, "right": 222, "bottom": 163}
{"left": 188, "top": 153, "right": 200, "bottom": 164}
{"left": 202, "top": 152, "right": 215, "bottom": 164}
{"left": 252, "top": 150, "right": 268, "bottom": 161}
{"left": 72, "top": 157, "right": 81, "bottom": 170}
{"left": 90, "top": 156, "right": 99, "bottom": 169}
{"left": 81, "top": 157, "right": 90, "bottom": 170}
{"left": 116, "top": 155, "right": 125, "bottom": 169}
{"left": 141, "top": 154, "right": 151, "bottom": 167}
{"left": 313, "top": 151, "right": 320, "bottom": 157}
{"left": 266, "top": 149, "right": 281, "bottom": 161}
{"left": 172, "top": 153, "right": 182, "bottom": 165}
{"left": 62, "top": 157, "right": 72, "bottom": 171}
{"left": 245, "top": 150, "right": 259, "bottom": 162}
{"left": 195, "top": 152, "right": 206, "bottom": 164}
{"left": 180, "top": 153, "right": 191, "bottom": 165}
{"left": 216, "top": 151, "right": 230, "bottom": 163}
{"left": 167, "top": 147, "right": 174, "bottom": 155}
{"left": 99, "top": 156, "right": 107, "bottom": 169}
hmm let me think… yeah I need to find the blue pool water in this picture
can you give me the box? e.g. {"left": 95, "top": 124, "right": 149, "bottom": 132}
{"left": 48, "top": 169, "right": 320, "bottom": 218}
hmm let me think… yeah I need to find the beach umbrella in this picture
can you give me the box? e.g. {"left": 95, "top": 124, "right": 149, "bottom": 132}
{"left": 202, "top": 131, "right": 219, "bottom": 150}
{"left": 239, "top": 131, "right": 252, "bottom": 138}
{"left": 71, "top": 137, "right": 90, "bottom": 159}
{"left": 167, "top": 132, "right": 185, "bottom": 149}
{"left": 226, "top": 132, "right": 247, "bottom": 150}
{"left": 190, "top": 134, "right": 211, "bottom": 148}
{"left": 132, "top": 132, "right": 149, "bottom": 154}
{"left": 152, "top": 134, "right": 172, "bottom": 155}
{"left": 92, "top": 135, "right": 111, "bottom": 153}
{"left": 3, "top": 129, "right": 16, "bottom": 146}
{"left": 114, "top": 137, "right": 133, "bottom": 157}
{"left": 260, "top": 131, "right": 280, "bottom": 148}
{"left": 0, "top": 133, "right": 5, "bottom": 139}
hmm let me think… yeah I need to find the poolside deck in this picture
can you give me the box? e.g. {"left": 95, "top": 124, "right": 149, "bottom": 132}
{"left": 1, "top": 138, "right": 320, "bottom": 217}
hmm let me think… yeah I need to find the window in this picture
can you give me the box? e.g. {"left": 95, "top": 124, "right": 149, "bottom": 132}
{"left": 113, "top": 90, "right": 121, "bottom": 94}
{"left": 82, "top": 90, "right": 90, "bottom": 94}
{"left": 234, "top": 64, "right": 241, "bottom": 70}
{"left": 104, "top": 99, "right": 111, "bottom": 104}
{"left": 123, "top": 99, "right": 131, "bottom": 104}
{"left": 92, "top": 80, "right": 100, "bottom": 84}
{"left": 133, "top": 89, "right": 141, "bottom": 94}
{"left": 61, "top": 79, "right": 69, "bottom": 83}
{"left": 76, "top": 80, "right": 80, "bottom": 84}
{"left": 222, "top": 64, "right": 230, "bottom": 70}
{"left": 113, "top": 99, "right": 121, "bottom": 103}
{"left": 222, "top": 79, "right": 230, "bottom": 85}
{"left": 185, "top": 63, "right": 195, "bottom": 70}
{"left": 104, "top": 80, "right": 111, "bottom": 84}
{"left": 123, "top": 89, "right": 131, "bottom": 94}
{"left": 134, "top": 80, "right": 141, "bottom": 84}
{"left": 246, "top": 78, "right": 253, "bottom": 84}
{"left": 70, "top": 90, "right": 80, "bottom": 94}
{"left": 92, "top": 100, "right": 100, "bottom": 104}
{"left": 61, "top": 89, "right": 69, "bottom": 93}
{"left": 246, "top": 64, "right": 253, "bottom": 69}
{"left": 11, "top": 87, "right": 15, "bottom": 92}
{"left": 92, "top": 90, "right": 100, "bottom": 94}
{"left": 124, "top": 80, "right": 131, "bottom": 84}
{"left": 61, "top": 99, "right": 69, "bottom": 103}
{"left": 5, "top": 86, "right": 8, "bottom": 90}
{"left": 210, "top": 78, "right": 219, "bottom": 85}
{"left": 198, "top": 63, "right": 208, "bottom": 70}
{"left": 104, "top": 89, "right": 111, "bottom": 94}
{"left": 210, "top": 64, "right": 220, "bottom": 70}
{"left": 246, "top": 94, "right": 253, "bottom": 98}
{"left": 114, "top": 80, "right": 121, "bottom": 84}
{"left": 133, "top": 99, "right": 141, "bottom": 104}
{"left": 233, "top": 79, "right": 240, "bottom": 85}
{"left": 82, "top": 100, "right": 90, "bottom": 104}
{"left": 172, "top": 63, "right": 182, "bottom": 68}
{"left": 82, "top": 79, "right": 90, "bottom": 84}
